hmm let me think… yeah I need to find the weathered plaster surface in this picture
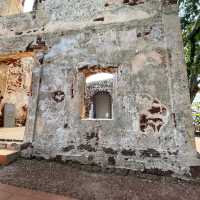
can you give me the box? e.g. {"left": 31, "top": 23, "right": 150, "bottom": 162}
{"left": 0, "top": 57, "right": 33, "bottom": 126}
{"left": 0, "top": 0, "right": 23, "bottom": 16}
{"left": 0, "top": 0, "right": 199, "bottom": 177}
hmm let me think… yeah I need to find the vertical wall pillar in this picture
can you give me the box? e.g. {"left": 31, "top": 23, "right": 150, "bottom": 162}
{"left": 23, "top": 65, "right": 41, "bottom": 143}
{"left": 163, "top": 5, "right": 195, "bottom": 150}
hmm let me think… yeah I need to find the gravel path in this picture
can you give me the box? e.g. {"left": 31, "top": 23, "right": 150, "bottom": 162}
{"left": 0, "top": 158, "right": 200, "bottom": 200}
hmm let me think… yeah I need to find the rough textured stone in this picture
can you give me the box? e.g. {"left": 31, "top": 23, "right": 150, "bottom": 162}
{"left": 0, "top": 57, "right": 33, "bottom": 127}
{"left": 0, "top": 0, "right": 23, "bottom": 16}
{"left": 0, "top": 0, "right": 199, "bottom": 178}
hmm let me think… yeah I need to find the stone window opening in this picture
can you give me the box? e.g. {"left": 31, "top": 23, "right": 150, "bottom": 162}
{"left": 79, "top": 66, "right": 117, "bottom": 120}
{"left": 84, "top": 72, "right": 114, "bottom": 120}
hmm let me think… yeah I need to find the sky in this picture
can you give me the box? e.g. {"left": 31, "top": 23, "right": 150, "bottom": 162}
{"left": 86, "top": 73, "right": 114, "bottom": 83}
{"left": 193, "top": 93, "right": 200, "bottom": 103}
{"left": 23, "top": 0, "right": 34, "bottom": 12}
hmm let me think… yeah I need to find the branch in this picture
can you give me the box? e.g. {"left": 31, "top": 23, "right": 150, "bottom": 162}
{"left": 187, "top": 14, "right": 200, "bottom": 68}
{"left": 177, "top": 0, "right": 183, "bottom": 6}
{"left": 188, "top": 14, "right": 200, "bottom": 40}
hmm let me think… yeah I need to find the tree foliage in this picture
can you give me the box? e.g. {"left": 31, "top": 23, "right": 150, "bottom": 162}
{"left": 192, "top": 102, "right": 200, "bottom": 130}
{"left": 178, "top": 0, "right": 200, "bottom": 102}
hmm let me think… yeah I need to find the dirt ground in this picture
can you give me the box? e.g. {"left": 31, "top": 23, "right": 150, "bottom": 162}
{"left": 0, "top": 159, "right": 200, "bottom": 200}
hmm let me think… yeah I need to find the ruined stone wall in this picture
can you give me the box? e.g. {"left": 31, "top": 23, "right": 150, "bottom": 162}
{"left": 0, "top": 0, "right": 199, "bottom": 177}
{"left": 0, "top": 0, "right": 23, "bottom": 16}
{"left": 0, "top": 57, "right": 33, "bottom": 126}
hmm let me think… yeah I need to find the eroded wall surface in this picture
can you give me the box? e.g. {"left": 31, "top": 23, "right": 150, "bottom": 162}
{"left": 0, "top": 57, "right": 33, "bottom": 126}
{"left": 0, "top": 0, "right": 23, "bottom": 16}
{"left": 0, "top": 0, "right": 199, "bottom": 177}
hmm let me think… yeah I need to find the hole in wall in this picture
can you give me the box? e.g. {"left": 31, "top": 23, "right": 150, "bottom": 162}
{"left": 139, "top": 99, "right": 168, "bottom": 133}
